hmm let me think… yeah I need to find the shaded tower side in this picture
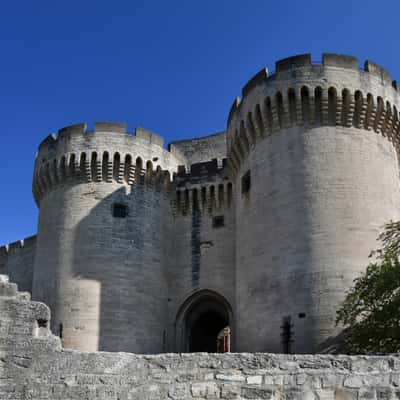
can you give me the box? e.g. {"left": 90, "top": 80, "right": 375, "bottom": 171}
{"left": 167, "top": 159, "right": 236, "bottom": 352}
{"left": 32, "top": 122, "right": 182, "bottom": 353}
{"left": 227, "top": 54, "right": 400, "bottom": 353}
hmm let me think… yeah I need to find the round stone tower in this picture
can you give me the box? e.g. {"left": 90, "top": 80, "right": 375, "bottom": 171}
{"left": 227, "top": 54, "right": 400, "bottom": 353}
{"left": 32, "top": 122, "right": 182, "bottom": 352}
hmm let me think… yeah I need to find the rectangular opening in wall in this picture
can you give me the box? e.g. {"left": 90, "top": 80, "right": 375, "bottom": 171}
{"left": 212, "top": 215, "right": 225, "bottom": 228}
{"left": 281, "top": 316, "right": 294, "bottom": 354}
{"left": 113, "top": 203, "right": 129, "bottom": 218}
{"left": 241, "top": 170, "right": 251, "bottom": 194}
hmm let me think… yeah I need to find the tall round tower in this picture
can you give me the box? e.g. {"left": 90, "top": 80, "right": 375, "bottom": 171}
{"left": 227, "top": 54, "right": 400, "bottom": 353}
{"left": 32, "top": 122, "right": 182, "bottom": 352}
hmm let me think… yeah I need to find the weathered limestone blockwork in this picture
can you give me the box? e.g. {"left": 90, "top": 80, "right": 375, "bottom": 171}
{"left": 170, "top": 132, "right": 227, "bottom": 167}
{"left": 3, "top": 53, "right": 400, "bottom": 355}
{"left": 0, "top": 236, "right": 36, "bottom": 292}
{"left": 28, "top": 122, "right": 235, "bottom": 354}
{"left": 2, "top": 276, "right": 400, "bottom": 400}
{"left": 228, "top": 53, "right": 400, "bottom": 353}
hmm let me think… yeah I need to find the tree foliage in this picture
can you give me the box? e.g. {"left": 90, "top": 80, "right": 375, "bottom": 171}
{"left": 336, "top": 221, "right": 400, "bottom": 354}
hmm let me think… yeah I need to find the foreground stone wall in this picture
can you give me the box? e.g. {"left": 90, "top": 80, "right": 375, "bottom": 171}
{"left": 2, "top": 274, "right": 400, "bottom": 400}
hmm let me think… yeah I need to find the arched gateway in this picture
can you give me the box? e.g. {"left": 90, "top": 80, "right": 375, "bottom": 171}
{"left": 175, "top": 290, "right": 233, "bottom": 352}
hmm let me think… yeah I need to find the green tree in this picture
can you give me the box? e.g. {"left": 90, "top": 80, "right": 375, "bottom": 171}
{"left": 336, "top": 221, "right": 400, "bottom": 354}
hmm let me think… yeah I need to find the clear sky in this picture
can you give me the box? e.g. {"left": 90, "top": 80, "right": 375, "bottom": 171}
{"left": 1, "top": 0, "right": 399, "bottom": 244}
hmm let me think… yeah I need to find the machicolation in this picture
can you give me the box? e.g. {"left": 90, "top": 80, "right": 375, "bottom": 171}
{"left": 1, "top": 53, "right": 400, "bottom": 364}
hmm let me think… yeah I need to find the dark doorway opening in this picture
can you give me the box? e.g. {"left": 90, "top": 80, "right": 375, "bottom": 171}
{"left": 183, "top": 294, "right": 231, "bottom": 353}
{"left": 176, "top": 289, "right": 233, "bottom": 352}
{"left": 189, "top": 310, "right": 227, "bottom": 352}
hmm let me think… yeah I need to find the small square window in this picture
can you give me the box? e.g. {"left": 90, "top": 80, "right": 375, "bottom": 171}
{"left": 212, "top": 215, "right": 225, "bottom": 228}
{"left": 241, "top": 170, "right": 251, "bottom": 194}
{"left": 113, "top": 203, "right": 129, "bottom": 218}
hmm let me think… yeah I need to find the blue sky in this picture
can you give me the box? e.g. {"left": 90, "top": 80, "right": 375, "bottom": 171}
{"left": 1, "top": 0, "right": 399, "bottom": 244}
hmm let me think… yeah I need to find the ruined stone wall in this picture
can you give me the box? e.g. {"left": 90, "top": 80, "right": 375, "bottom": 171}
{"left": 2, "top": 274, "right": 400, "bottom": 400}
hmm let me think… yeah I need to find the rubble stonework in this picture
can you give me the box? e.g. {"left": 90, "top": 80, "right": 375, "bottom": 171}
{"left": 2, "top": 275, "right": 400, "bottom": 400}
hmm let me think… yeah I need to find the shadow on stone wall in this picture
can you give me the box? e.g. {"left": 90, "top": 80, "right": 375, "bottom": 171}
{"left": 70, "top": 184, "right": 170, "bottom": 353}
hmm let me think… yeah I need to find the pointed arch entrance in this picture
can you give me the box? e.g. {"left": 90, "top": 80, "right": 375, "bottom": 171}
{"left": 175, "top": 290, "right": 233, "bottom": 352}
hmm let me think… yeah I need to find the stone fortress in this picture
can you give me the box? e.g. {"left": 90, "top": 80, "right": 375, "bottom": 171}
{"left": 1, "top": 53, "right": 400, "bottom": 359}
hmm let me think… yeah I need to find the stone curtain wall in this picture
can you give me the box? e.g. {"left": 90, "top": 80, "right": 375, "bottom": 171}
{"left": 2, "top": 275, "right": 400, "bottom": 400}
{"left": 0, "top": 235, "right": 36, "bottom": 293}
{"left": 169, "top": 132, "right": 227, "bottom": 167}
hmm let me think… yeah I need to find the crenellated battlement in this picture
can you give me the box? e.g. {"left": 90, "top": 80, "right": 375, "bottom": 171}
{"left": 176, "top": 158, "right": 227, "bottom": 182}
{"left": 38, "top": 122, "right": 165, "bottom": 153}
{"left": 227, "top": 53, "right": 400, "bottom": 174}
{"left": 33, "top": 123, "right": 233, "bottom": 205}
{"left": 33, "top": 150, "right": 175, "bottom": 204}
{"left": 172, "top": 158, "right": 234, "bottom": 215}
{"left": 5, "top": 52, "right": 400, "bottom": 357}
{"left": 32, "top": 122, "right": 186, "bottom": 204}
{"left": 0, "top": 235, "right": 36, "bottom": 255}
{"left": 35, "top": 122, "right": 187, "bottom": 170}
{"left": 0, "top": 235, "right": 36, "bottom": 294}
{"left": 173, "top": 181, "right": 234, "bottom": 216}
